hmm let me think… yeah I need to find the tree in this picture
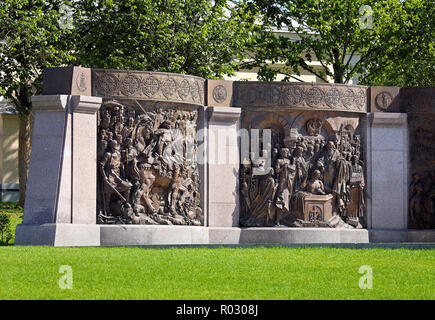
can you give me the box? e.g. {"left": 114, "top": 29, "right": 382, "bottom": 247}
{"left": 0, "top": 0, "right": 258, "bottom": 206}
{"left": 245, "top": 0, "right": 434, "bottom": 86}
{"left": 360, "top": 0, "right": 435, "bottom": 87}
{"left": 0, "top": 0, "right": 74, "bottom": 206}
{"left": 72, "top": 0, "right": 257, "bottom": 79}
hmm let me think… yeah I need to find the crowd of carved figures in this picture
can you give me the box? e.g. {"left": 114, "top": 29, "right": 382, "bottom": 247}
{"left": 408, "top": 114, "right": 435, "bottom": 229}
{"left": 240, "top": 118, "right": 366, "bottom": 228}
{"left": 97, "top": 100, "right": 202, "bottom": 225}
{"left": 409, "top": 171, "right": 435, "bottom": 229}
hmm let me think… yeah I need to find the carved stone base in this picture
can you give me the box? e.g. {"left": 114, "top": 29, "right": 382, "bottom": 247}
{"left": 368, "top": 229, "right": 435, "bottom": 243}
{"left": 15, "top": 224, "right": 100, "bottom": 246}
{"left": 100, "top": 225, "right": 370, "bottom": 245}
{"left": 100, "top": 225, "right": 209, "bottom": 246}
{"left": 16, "top": 224, "right": 435, "bottom": 246}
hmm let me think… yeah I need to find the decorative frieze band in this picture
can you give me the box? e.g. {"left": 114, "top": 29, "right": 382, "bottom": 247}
{"left": 233, "top": 82, "right": 368, "bottom": 113}
{"left": 92, "top": 69, "right": 205, "bottom": 106}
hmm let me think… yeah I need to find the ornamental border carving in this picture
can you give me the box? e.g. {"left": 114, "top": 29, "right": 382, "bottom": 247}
{"left": 92, "top": 69, "right": 205, "bottom": 106}
{"left": 233, "top": 82, "right": 368, "bottom": 113}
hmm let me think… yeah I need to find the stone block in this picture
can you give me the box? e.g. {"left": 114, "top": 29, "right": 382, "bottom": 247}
{"left": 371, "top": 126, "right": 405, "bottom": 151}
{"left": 206, "top": 106, "right": 241, "bottom": 228}
{"left": 100, "top": 225, "right": 153, "bottom": 246}
{"left": 15, "top": 95, "right": 102, "bottom": 246}
{"left": 366, "top": 113, "right": 408, "bottom": 230}
{"left": 208, "top": 227, "right": 241, "bottom": 244}
{"left": 237, "top": 228, "right": 368, "bottom": 244}
{"left": 15, "top": 223, "right": 100, "bottom": 246}
{"left": 206, "top": 80, "right": 233, "bottom": 107}
{"left": 369, "top": 86, "right": 400, "bottom": 112}
{"left": 208, "top": 203, "right": 239, "bottom": 227}
{"left": 100, "top": 225, "right": 209, "bottom": 246}
{"left": 340, "top": 229, "right": 369, "bottom": 243}
{"left": 43, "top": 67, "right": 92, "bottom": 96}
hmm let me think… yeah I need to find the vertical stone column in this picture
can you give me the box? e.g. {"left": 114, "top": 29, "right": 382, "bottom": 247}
{"left": 15, "top": 95, "right": 102, "bottom": 246}
{"left": 365, "top": 112, "right": 408, "bottom": 241}
{"left": 206, "top": 106, "right": 241, "bottom": 227}
{"left": 196, "top": 106, "right": 208, "bottom": 226}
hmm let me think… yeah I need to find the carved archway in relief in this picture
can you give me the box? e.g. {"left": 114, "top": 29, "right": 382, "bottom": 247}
{"left": 240, "top": 109, "right": 366, "bottom": 229}
{"left": 250, "top": 113, "right": 291, "bottom": 149}
{"left": 327, "top": 117, "right": 359, "bottom": 135}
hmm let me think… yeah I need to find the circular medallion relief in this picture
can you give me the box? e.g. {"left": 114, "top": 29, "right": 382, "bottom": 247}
{"left": 97, "top": 73, "right": 118, "bottom": 95}
{"left": 284, "top": 86, "right": 304, "bottom": 106}
{"left": 212, "top": 85, "right": 227, "bottom": 104}
{"left": 325, "top": 87, "right": 340, "bottom": 108}
{"left": 76, "top": 71, "right": 87, "bottom": 92}
{"left": 191, "top": 81, "right": 200, "bottom": 102}
{"left": 178, "top": 79, "right": 190, "bottom": 100}
{"left": 342, "top": 88, "right": 355, "bottom": 109}
{"left": 161, "top": 78, "right": 177, "bottom": 98}
{"left": 142, "top": 76, "right": 160, "bottom": 97}
{"left": 354, "top": 89, "right": 367, "bottom": 110}
{"left": 306, "top": 87, "right": 324, "bottom": 107}
{"left": 375, "top": 91, "right": 393, "bottom": 111}
{"left": 120, "top": 74, "right": 141, "bottom": 96}
{"left": 306, "top": 118, "right": 323, "bottom": 136}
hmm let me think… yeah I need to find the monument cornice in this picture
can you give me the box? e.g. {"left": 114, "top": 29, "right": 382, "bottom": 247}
{"left": 91, "top": 68, "right": 205, "bottom": 106}
{"left": 232, "top": 81, "right": 368, "bottom": 113}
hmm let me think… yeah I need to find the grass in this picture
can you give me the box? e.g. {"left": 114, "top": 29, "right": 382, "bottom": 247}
{"left": 0, "top": 246, "right": 433, "bottom": 300}
{"left": 0, "top": 201, "right": 433, "bottom": 300}
{"left": 0, "top": 201, "right": 23, "bottom": 245}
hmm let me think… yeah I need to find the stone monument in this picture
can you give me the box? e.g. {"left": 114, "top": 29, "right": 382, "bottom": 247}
{"left": 14, "top": 67, "right": 435, "bottom": 246}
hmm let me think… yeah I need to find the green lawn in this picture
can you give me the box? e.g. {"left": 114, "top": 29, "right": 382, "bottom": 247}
{"left": 1, "top": 202, "right": 433, "bottom": 300}
{"left": 0, "top": 246, "right": 433, "bottom": 300}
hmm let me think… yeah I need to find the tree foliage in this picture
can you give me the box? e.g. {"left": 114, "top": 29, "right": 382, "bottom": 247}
{"left": 0, "top": 213, "right": 12, "bottom": 245}
{"left": 0, "top": 0, "right": 258, "bottom": 113}
{"left": 0, "top": 0, "right": 258, "bottom": 206}
{"left": 73, "top": 0, "right": 257, "bottom": 79}
{"left": 0, "top": 0, "right": 73, "bottom": 115}
{"left": 360, "top": 0, "right": 435, "bottom": 86}
{"left": 246, "top": 0, "right": 434, "bottom": 86}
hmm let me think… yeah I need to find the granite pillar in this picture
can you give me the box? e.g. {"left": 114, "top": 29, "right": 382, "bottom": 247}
{"left": 365, "top": 112, "right": 409, "bottom": 240}
{"left": 206, "top": 106, "right": 241, "bottom": 227}
{"left": 15, "top": 94, "right": 102, "bottom": 246}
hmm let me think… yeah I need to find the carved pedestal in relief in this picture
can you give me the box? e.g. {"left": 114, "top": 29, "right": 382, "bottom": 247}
{"left": 97, "top": 100, "right": 202, "bottom": 226}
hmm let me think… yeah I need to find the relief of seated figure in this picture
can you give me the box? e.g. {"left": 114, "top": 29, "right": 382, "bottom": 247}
{"left": 305, "top": 169, "right": 326, "bottom": 195}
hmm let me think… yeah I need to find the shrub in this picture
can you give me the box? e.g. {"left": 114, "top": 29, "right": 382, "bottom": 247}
{"left": 0, "top": 213, "right": 13, "bottom": 245}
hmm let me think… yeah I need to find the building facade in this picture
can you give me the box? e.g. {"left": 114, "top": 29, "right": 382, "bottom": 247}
{"left": 0, "top": 96, "right": 19, "bottom": 201}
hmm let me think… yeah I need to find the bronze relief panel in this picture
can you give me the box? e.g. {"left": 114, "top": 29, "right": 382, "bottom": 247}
{"left": 240, "top": 110, "right": 365, "bottom": 228}
{"left": 97, "top": 100, "right": 202, "bottom": 225}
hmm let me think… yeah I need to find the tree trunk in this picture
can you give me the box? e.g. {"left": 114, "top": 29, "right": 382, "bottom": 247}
{"left": 18, "top": 113, "right": 32, "bottom": 207}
